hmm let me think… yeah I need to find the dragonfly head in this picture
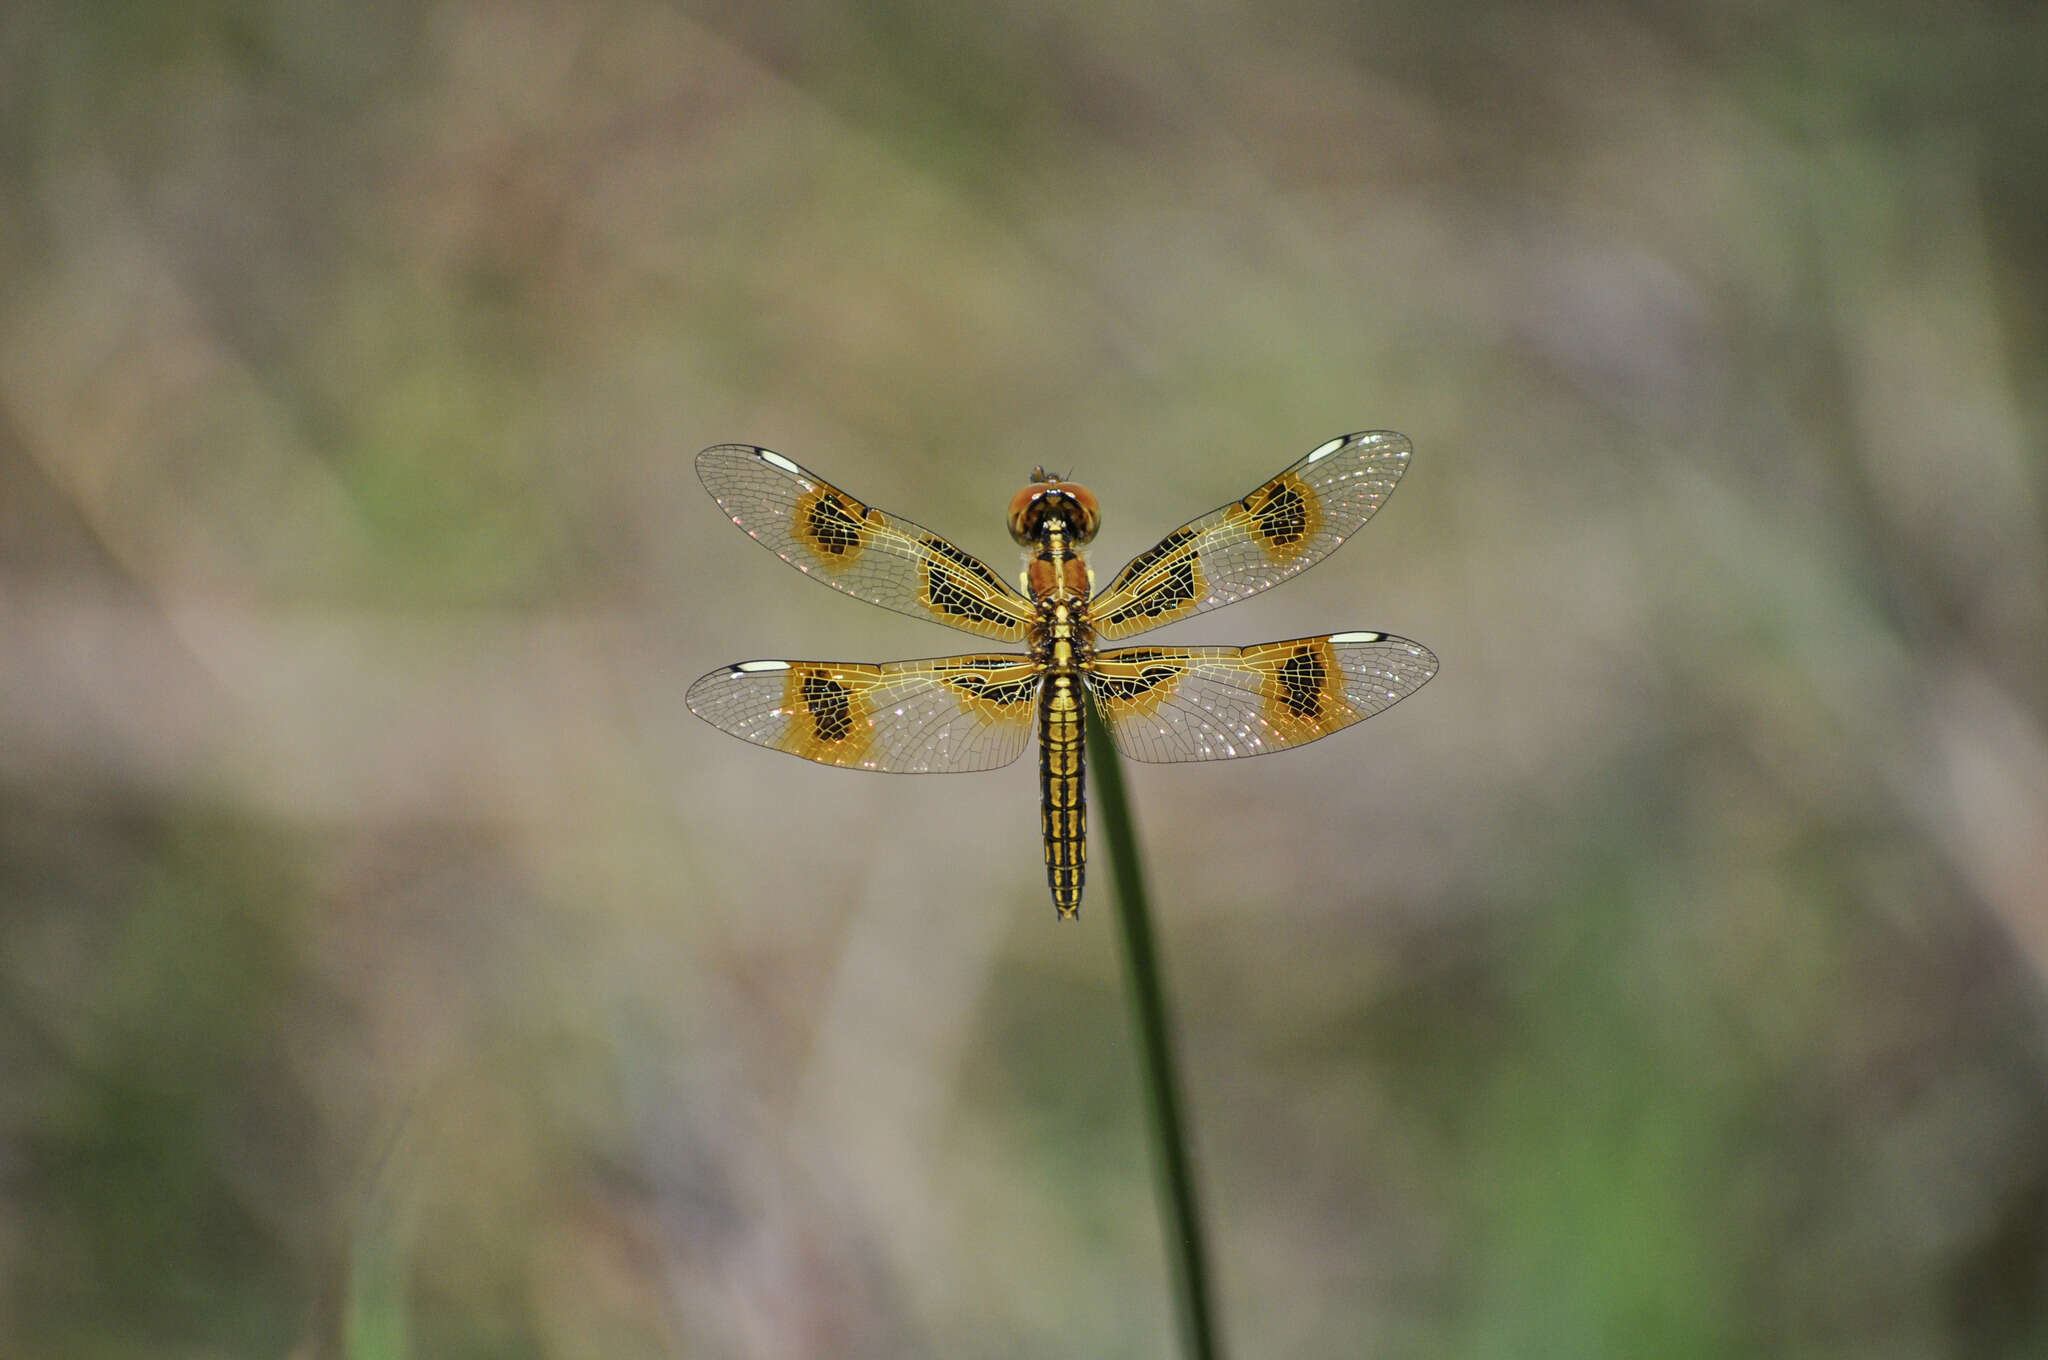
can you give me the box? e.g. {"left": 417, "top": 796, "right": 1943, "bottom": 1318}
{"left": 1009, "top": 471, "right": 1100, "bottom": 545}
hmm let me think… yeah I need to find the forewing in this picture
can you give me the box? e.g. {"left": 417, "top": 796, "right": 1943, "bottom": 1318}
{"left": 699, "top": 444, "right": 1037, "bottom": 642}
{"left": 1090, "top": 633, "right": 1436, "bottom": 762}
{"left": 1089, "top": 431, "right": 1412, "bottom": 640}
{"left": 687, "top": 654, "right": 1042, "bottom": 772}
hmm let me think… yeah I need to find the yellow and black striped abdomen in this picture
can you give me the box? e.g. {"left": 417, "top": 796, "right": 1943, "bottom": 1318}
{"left": 1039, "top": 672, "right": 1086, "bottom": 918}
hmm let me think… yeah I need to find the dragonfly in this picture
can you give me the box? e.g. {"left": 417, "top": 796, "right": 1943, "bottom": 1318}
{"left": 687, "top": 432, "right": 1437, "bottom": 920}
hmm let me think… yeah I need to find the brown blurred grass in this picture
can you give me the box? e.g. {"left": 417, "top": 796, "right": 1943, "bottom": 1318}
{"left": 4, "top": 0, "right": 2048, "bottom": 1355}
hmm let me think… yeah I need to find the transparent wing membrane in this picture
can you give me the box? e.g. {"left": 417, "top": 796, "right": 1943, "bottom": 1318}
{"left": 1089, "top": 431, "right": 1412, "bottom": 640}
{"left": 687, "top": 654, "right": 1042, "bottom": 773}
{"left": 698, "top": 444, "right": 1038, "bottom": 642}
{"left": 1090, "top": 633, "right": 1437, "bottom": 762}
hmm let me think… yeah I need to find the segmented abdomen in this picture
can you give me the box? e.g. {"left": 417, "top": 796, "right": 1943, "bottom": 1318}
{"left": 1039, "top": 673, "right": 1086, "bottom": 918}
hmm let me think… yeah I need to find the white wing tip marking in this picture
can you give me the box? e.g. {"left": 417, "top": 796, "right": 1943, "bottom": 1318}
{"left": 1330, "top": 631, "right": 1384, "bottom": 644}
{"left": 736, "top": 660, "right": 791, "bottom": 673}
{"left": 1307, "top": 436, "right": 1347, "bottom": 462}
{"left": 757, "top": 449, "right": 802, "bottom": 474}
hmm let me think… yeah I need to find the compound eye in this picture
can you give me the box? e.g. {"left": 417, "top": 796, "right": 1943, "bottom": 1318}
{"left": 1007, "top": 485, "right": 1044, "bottom": 545}
{"left": 1056, "top": 481, "right": 1105, "bottom": 540}
{"left": 1059, "top": 484, "right": 1101, "bottom": 543}
{"left": 1008, "top": 482, "right": 1101, "bottom": 544}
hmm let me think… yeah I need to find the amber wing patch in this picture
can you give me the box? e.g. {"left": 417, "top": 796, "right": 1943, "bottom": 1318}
{"left": 792, "top": 485, "right": 876, "bottom": 567}
{"left": 919, "top": 535, "right": 1034, "bottom": 635}
{"left": 687, "top": 654, "right": 1041, "bottom": 772}
{"left": 940, "top": 659, "right": 1044, "bottom": 717}
{"left": 1244, "top": 637, "right": 1353, "bottom": 744}
{"left": 1089, "top": 527, "right": 1208, "bottom": 635}
{"left": 780, "top": 665, "right": 875, "bottom": 762}
{"left": 697, "top": 445, "right": 1036, "bottom": 642}
{"left": 1235, "top": 470, "right": 1323, "bottom": 562}
{"left": 1089, "top": 648, "right": 1193, "bottom": 723}
{"left": 1090, "top": 633, "right": 1437, "bottom": 763}
{"left": 1089, "top": 431, "right": 1412, "bottom": 641}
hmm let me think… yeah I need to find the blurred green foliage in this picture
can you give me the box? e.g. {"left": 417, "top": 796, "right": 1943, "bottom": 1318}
{"left": 7, "top": 817, "right": 321, "bottom": 1354}
{"left": 4, "top": 0, "right": 2047, "bottom": 1356}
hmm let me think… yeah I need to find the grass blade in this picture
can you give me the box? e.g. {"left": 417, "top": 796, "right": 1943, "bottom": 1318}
{"left": 1087, "top": 698, "right": 1222, "bottom": 1360}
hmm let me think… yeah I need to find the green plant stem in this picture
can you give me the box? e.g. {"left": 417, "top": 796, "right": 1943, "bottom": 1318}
{"left": 1087, "top": 699, "right": 1221, "bottom": 1360}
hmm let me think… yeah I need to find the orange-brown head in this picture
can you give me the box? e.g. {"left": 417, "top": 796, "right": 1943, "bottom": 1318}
{"left": 1007, "top": 470, "right": 1100, "bottom": 546}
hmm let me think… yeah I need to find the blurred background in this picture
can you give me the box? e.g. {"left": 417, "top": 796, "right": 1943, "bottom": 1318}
{"left": 4, "top": 1, "right": 2046, "bottom": 1355}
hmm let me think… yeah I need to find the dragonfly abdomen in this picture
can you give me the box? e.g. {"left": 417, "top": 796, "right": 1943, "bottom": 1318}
{"left": 1039, "top": 671, "right": 1086, "bottom": 919}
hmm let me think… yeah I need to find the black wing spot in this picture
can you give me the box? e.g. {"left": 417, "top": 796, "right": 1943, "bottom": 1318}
{"left": 1095, "top": 653, "right": 1184, "bottom": 704}
{"left": 925, "top": 536, "right": 1011, "bottom": 591}
{"left": 1106, "top": 528, "right": 1193, "bottom": 593}
{"left": 805, "top": 492, "right": 868, "bottom": 556}
{"left": 1275, "top": 646, "right": 1327, "bottom": 721}
{"left": 946, "top": 670, "right": 1041, "bottom": 708}
{"left": 1100, "top": 527, "right": 1200, "bottom": 629}
{"left": 801, "top": 672, "right": 857, "bottom": 742}
{"left": 922, "top": 536, "right": 1015, "bottom": 625}
{"left": 1250, "top": 481, "right": 1310, "bottom": 548}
